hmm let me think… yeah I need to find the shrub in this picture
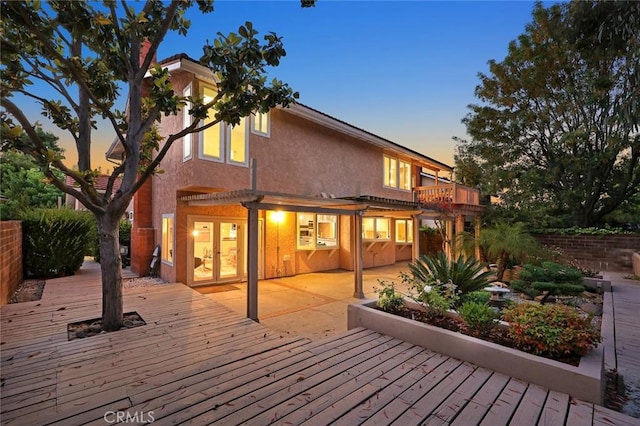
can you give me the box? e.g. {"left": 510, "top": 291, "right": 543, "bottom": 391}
{"left": 404, "top": 272, "right": 459, "bottom": 319}
{"left": 460, "top": 290, "right": 491, "bottom": 305}
{"left": 458, "top": 301, "right": 498, "bottom": 335}
{"left": 408, "top": 253, "right": 493, "bottom": 299}
{"left": 375, "top": 280, "right": 404, "bottom": 313}
{"left": 512, "top": 261, "right": 585, "bottom": 302}
{"left": 502, "top": 303, "right": 600, "bottom": 358}
{"left": 21, "top": 208, "right": 94, "bottom": 278}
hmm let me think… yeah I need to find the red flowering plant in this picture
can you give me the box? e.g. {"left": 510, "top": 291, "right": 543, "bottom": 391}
{"left": 502, "top": 303, "right": 601, "bottom": 358}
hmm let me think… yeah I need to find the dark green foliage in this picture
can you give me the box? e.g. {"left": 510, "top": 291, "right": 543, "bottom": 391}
{"left": 518, "top": 261, "right": 583, "bottom": 284}
{"left": 532, "top": 282, "right": 585, "bottom": 296}
{"left": 460, "top": 290, "right": 491, "bottom": 306}
{"left": 0, "top": 130, "right": 64, "bottom": 220}
{"left": 21, "top": 209, "right": 94, "bottom": 278}
{"left": 409, "top": 253, "right": 493, "bottom": 299}
{"left": 511, "top": 261, "right": 585, "bottom": 301}
{"left": 409, "top": 252, "right": 491, "bottom": 296}
{"left": 375, "top": 280, "right": 404, "bottom": 314}
{"left": 458, "top": 301, "right": 498, "bottom": 335}
{"left": 455, "top": 1, "right": 640, "bottom": 227}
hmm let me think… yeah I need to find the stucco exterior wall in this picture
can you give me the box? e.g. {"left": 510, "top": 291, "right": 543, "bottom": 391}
{"left": 143, "top": 70, "right": 424, "bottom": 284}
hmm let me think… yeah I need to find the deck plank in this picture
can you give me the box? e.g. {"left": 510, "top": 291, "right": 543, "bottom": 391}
{"left": 450, "top": 371, "right": 510, "bottom": 425}
{"left": 538, "top": 390, "right": 570, "bottom": 425}
{"left": 479, "top": 377, "right": 528, "bottom": 425}
{"left": 2, "top": 276, "right": 639, "bottom": 426}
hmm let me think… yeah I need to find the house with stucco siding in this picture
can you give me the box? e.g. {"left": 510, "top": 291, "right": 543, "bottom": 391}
{"left": 107, "top": 53, "right": 482, "bottom": 318}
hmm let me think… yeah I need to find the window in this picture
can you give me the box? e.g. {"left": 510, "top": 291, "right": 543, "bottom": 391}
{"left": 161, "top": 214, "right": 174, "bottom": 265}
{"left": 198, "top": 86, "right": 248, "bottom": 166}
{"left": 395, "top": 219, "right": 413, "bottom": 243}
{"left": 384, "top": 156, "right": 397, "bottom": 188}
{"left": 182, "top": 84, "right": 192, "bottom": 161}
{"left": 399, "top": 160, "right": 411, "bottom": 190}
{"left": 251, "top": 111, "right": 270, "bottom": 137}
{"left": 383, "top": 155, "right": 412, "bottom": 191}
{"left": 362, "top": 217, "right": 391, "bottom": 241}
{"left": 228, "top": 119, "right": 247, "bottom": 164}
{"left": 297, "top": 213, "right": 338, "bottom": 250}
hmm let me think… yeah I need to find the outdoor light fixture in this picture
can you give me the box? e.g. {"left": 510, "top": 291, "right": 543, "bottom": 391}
{"left": 272, "top": 210, "right": 285, "bottom": 224}
{"left": 192, "top": 230, "right": 199, "bottom": 237}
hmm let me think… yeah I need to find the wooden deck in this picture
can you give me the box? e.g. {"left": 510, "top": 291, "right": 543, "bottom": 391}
{"left": 1, "top": 281, "right": 638, "bottom": 425}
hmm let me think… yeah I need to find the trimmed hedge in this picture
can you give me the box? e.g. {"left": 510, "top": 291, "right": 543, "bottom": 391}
{"left": 21, "top": 208, "right": 94, "bottom": 278}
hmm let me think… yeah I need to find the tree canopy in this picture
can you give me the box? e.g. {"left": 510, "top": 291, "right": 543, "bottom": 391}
{"left": 0, "top": 129, "right": 65, "bottom": 219}
{"left": 1, "top": 0, "right": 308, "bottom": 330}
{"left": 455, "top": 1, "right": 640, "bottom": 228}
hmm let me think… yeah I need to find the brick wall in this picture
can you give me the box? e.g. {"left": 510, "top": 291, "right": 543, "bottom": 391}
{"left": 0, "top": 221, "right": 23, "bottom": 306}
{"left": 535, "top": 234, "right": 640, "bottom": 272}
{"left": 131, "top": 178, "right": 155, "bottom": 276}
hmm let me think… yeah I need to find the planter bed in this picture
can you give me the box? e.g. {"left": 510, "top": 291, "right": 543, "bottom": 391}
{"left": 348, "top": 299, "right": 605, "bottom": 404}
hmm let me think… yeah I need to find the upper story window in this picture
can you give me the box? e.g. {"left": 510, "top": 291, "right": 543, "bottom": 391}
{"left": 362, "top": 217, "right": 390, "bottom": 241}
{"left": 251, "top": 111, "right": 270, "bottom": 137}
{"left": 182, "top": 84, "right": 192, "bottom": 161}
{"left": 198, "top": 86, "right": 248, "bottom": 166}
{"left": 297, "top": 213, "right": 338, "bottom": 250}
{"left": 383, "top": 155, "right": 412, "bottom": 191}
{"left": 395, "top": 219, "right": 413, "bottom": 243}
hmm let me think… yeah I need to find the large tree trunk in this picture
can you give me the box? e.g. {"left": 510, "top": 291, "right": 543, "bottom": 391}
{"left": 97, "top": 213, "right": 123, "bottom": 331}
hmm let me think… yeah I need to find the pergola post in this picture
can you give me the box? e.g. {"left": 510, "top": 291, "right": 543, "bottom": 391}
{"left": 412, "top": 214, "right": 421, "bottom": 262}
{"left": 455, "top": 214, "right": 465, "bottom": 258}
{"left": 353, "top": 211, "right": 364, "bottom": 298}
{"left": 474, "top": 215, "right": 482, "bottom": 261}
{"left": 246, "top": 204, "right": 259, "bottom": 321}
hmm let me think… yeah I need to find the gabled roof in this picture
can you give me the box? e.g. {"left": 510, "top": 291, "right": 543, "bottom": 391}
{"left": 65, "top": 175, "right": 121, "bottom": 192}
{"left": 106, "top": 54, "right": 453, "bottom": 173}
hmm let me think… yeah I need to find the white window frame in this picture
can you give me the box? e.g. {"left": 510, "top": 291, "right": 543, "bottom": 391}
{"left": 161, "top": 214, "right": 175, "bottom": 265}
{"left": 226, "top": 119, "right": 249, "bottom": 166}
{"left": 383, "top": 154, "right": 412, "bottom": 192}
{"left": 395, "top": 219, "right": 413, "bottom": 243}
{"left": 251, "top": 111, "right": 270, "bottom": 137}
{"left": 362, "top": 217, "right": 391, "bottom": 241}
{"left": 197, "top": 85, "right": 249, "bottom": 167}
{"left": 399, "top": 160, "right": 411, "bottom": 191}
{"left": 182, "top": 84, "right": 193, "bottom": 161}
{"left": 296, "top": 213, "right": 339, "bottom": 250}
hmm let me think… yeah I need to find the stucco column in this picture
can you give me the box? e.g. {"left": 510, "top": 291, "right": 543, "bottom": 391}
{"left": 412, "top": 215, "right": 420, "bottom": 262}
{"left": 455, "top": 214, "right": 465, "bottom": 258}
{"left": 474, "top": 215, "right": 482, "bottom": 261}
{"left": 353, "top": 212, "right": 364, "bottom": 298}
{"left": 445, "top": 219, "right": 454, "bottom": 259}
{"left": 246, "top": 204, "right": 259, "bottom": 321}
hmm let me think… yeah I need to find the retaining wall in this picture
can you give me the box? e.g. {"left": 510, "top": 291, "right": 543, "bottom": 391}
{"left": 535, "top": 234, "right": 640, "bottom": 273}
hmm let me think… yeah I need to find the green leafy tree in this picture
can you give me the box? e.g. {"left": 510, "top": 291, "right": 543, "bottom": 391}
{"left": 480, "top": 222, "right": 539, "bottom": 282}
{"left": 1, "top": 129, "right": 65, "bottom": 218}
{"left": 1, "top": 1, "right": 311, "bottom": 330}
{"left": 455, "top": 1, "right": 640, "bottom": 227}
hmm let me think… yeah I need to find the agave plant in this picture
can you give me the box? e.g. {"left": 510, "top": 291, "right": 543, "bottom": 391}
{"left": 408, "top": 252, "right": 493, "bottom": 298}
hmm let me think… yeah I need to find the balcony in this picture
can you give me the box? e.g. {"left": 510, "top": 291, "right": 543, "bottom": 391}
{"left": 414, "top": 183, "right": 483, "bottom": 215}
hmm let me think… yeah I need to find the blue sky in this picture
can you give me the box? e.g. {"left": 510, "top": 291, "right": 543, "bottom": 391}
{"left": 24, "top": 1, "right": 544, "bottom": 171}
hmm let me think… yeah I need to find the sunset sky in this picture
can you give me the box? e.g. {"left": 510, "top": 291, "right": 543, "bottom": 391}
{"left": 19, "top": 1, "right": 547, "bottom": 172}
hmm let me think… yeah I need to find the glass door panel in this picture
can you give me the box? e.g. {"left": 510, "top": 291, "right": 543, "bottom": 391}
{"left": 219, "top": 221, "right": 238, "bottom": 280}
{"left": 193, "top": 221, "right": 215, "bottom": 283}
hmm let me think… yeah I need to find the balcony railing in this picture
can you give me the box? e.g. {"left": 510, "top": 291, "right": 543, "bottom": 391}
{"left": 414, "top": 183, "right": 480, "bottom": 206}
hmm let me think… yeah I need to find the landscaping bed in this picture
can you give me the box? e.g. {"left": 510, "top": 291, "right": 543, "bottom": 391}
{"left": 348, "top": 299, "right": 605, "bottom": 404}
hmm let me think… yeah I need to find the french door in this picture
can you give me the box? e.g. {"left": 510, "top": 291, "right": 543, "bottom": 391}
{"left": 188, "top": 216, "right": 244, "bottom": 285}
